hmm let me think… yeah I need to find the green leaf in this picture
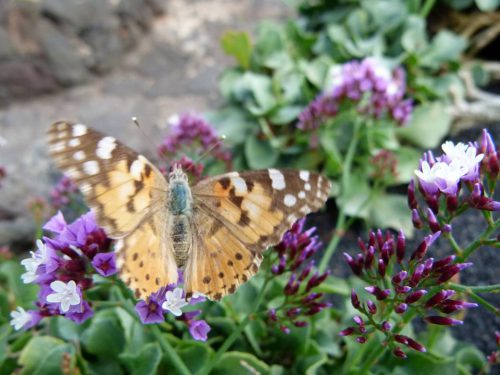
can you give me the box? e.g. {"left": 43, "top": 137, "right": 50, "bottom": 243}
{"left": 177, "top": 341, "right": 214, "bottom": 374}
{"left": 121, "top": 342, "right": 162, "bottom": 375}
{"left": 420, "top": 30, "right": 467, "bottom": 68}
{"left": 300, "top": 56, "right": 332, "bottom": 89}
{"left": 50, "top": 316, "right": 84, "bottom": 342}
{"left": 476, "top": 0, "right": 499, "bottom": 11}
{"left": 212, "top": 351, "right": 270, "bottom": 375}
{"left": 0, "top": 324, "right": 9, "bottom": 365}
{"left": 397, "top": 103, "right": 451, "bottom": 149}
{"left": 269, "top": 105, "right": 303, "bottom": 125}
{"left": 205, "top": 107, "right": 258, "bottom": 145}
{"left": 401, "top": 16, "right": 427, "bottom": 53}
{"left": 393, "top": 146, "right": 422, "bottom": 184}
{"left": 338, "top": 172, "right": 370, "bottom": 219}
{"left": 220, "top": 31, "right": 253, "bottom": 70}
{"left": 81, "top": 310, "right": 125, "bottom": 358}
{"left": 370, "top": 193, "right": 413, "bottom": 235}
{"left": 245, "top": 136, "right": 279, "bottom": 169}
{"left": 454, "top": 345, "right": 487, "bottom": 372}
{"left": 253, "top": 22, "right": 286, "bottom": 67}
{"left": 315, "top": 276, "right": 350, "bottom": 295}
{"left": 19, "top": 336, "right": 74, "bottom": 375}
{"left": 0, "top": 261, "right": 37, "bottom": 309}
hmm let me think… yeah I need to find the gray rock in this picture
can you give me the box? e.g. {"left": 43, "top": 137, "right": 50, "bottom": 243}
{"left": 35, "top": 19, "right": 91, "bottom": 85}
{"left": 40, "top": 0, "right": 116, "bottom": 31}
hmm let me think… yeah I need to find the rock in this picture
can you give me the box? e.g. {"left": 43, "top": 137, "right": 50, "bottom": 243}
{"left": 35, "top": 19, "right": 92, "bottom": 85}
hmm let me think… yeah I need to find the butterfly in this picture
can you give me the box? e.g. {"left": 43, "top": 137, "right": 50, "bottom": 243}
{"left": 47, "top": 121, "right": 331, "bottom": 301}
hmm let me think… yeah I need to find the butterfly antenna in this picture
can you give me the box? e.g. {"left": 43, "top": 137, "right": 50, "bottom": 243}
{"left": 132, "top": 117, "right": 170, "bottom": 163}
{"left": 184, "top": 134, "right": 227, "bottom": 173}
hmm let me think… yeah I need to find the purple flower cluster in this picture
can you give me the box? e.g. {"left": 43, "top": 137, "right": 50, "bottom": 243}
{"left": 298, "top": 58, "right": 412, "bottom": 130}
{"left": 135, "top": 274, "right": 210, "bottom": 341}
{"left": 268, "top": 219, "right": 331, "bottom": 333}
{"left": 10, "top": 211, "right": 114, "bottom": 330}
{"left": 49, "top": 175, "right": 79, "bottom": 209}
{"left": 341, "top": 229, "right": 477, "bottom": 358}
{"left": 412, "top": 130, "right": 499, "bottom": 222}
{"left": 158, "top": 113, "right": 231, "bottom": 172}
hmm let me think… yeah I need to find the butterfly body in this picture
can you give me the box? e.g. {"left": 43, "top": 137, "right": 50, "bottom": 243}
{"left": 48, "top": 121, "right": 331, "bottom": 301}
{"left": 167, "top": 166, "right": 194, "bottom": 268}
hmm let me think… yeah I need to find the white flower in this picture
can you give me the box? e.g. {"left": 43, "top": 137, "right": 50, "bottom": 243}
{"left": 10, "top": 307, "right": 32, "bottom": 330}
{"left": 46, "top": 280, "right": 81, "bottom": 313}
{"left": 162, "top": 288, "right": 188, "bottom": 316}
{"left": 20, "top": 240, "right": 51, "bottom": 283}
{"left": 442, "top": 141, "right": 484, "bottom": 181}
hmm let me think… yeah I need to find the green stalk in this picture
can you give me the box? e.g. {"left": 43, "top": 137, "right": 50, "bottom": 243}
{"left": 319, "top": 120, "right": 362, "bottom": 272}
{"left": 459, "top": 219, "right": 500, "bottom": 261}
{"left": 114, "top": 293, "right": 191, "bottom": 375}
{"left": 198, "top": 278, "right": 270, "bottom": 375}
{"left": 449, "top": 283, "right": 500, "bottom": 316}
{"left": 149, "top": 325, "right": 191, "bottom": 375}
{"left": 420, "top": 0, "right": 437, "bottom": 17}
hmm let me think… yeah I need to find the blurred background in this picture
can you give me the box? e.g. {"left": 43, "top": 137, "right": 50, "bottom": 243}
{"left": 0, "top": 0, "right": 291, "bottom": 248}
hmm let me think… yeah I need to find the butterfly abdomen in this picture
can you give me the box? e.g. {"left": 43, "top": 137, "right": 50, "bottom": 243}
{"left": 168, "top": 178, "right": 193, "bottom": 268}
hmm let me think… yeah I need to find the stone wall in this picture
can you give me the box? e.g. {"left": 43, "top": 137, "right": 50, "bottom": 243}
{"left": 0, "top": 0, "right": 166, "bottom": 104}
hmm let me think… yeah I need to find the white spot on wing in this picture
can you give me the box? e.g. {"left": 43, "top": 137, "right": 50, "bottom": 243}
{"left": 305, "top": 183, "right": 311, "bottom": 191}
{"left": 50, "top": 141, "right": 65, "bottom": 152}
{"left": 72, "top": 124, "right": 87, "bottom": 137}
{"left": 298, "top": 191, "right": 306, "bottom": 199}
{"left": 73, "top": 151, "right": 85, "bottom": 161}
{"left": 83, "top": 160, "right": 99, "bottom": 175}
{"left": 80, "top": 183, "right": 91, "bottom": 193}
{"left": 269, "top": 169, "right": 286, "bottom": 190}
{"left": 65, "top": 167, "right": 79, "bottom": 178}
{"left": 284, "top": 194, "right": 297, "bottom": 207}
{"left": 232, "top": 176, "right": 247, "bottom": 195}
{"left": 96, "top": 136, "right": 116, "bottom": 159}
{"left": 130, "top": 157, "right": 144, "bottom": 180}
{"left": 68, "top": 138, "right": 80, "bottom": 147}
{"left": 300, "top": 171, "right": 310, "bottom": 181}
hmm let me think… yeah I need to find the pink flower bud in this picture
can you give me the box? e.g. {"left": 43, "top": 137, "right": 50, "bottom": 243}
{"left": 393, "top": 346, "right": 407, "bottom": 358}
{"left": 392, "top": 271, "right": 408, "bottom": 284}
{"left": 396, "top": 230, "right": 405, "bottom": 263}
{"left": 425, "top": 316, "right": 463, "bottom": 326}
{"left": 395, "top": 303, "right": 408, "bottom": 314}
{"left": 351, "top": 289, "right": 361, "bottom": 309}
{"left": 367, "top": 300, "right": 377, "bottom": 315}
{"left": 339, "top": 327, "right": 355, "bottom": 336}
{"left": 405, "top": 289, "right": 428, "bottom": 304}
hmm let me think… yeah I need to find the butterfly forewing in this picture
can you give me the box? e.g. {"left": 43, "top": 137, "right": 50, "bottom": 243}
{"left": 47, "top": 121, "right": 178, "bottom": 298}
{"left": 187, "top": 169, "right": 331, "bottom": 300}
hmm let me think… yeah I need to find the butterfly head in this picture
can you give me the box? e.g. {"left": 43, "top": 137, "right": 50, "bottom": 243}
{"left": 168, "top": 163, "right": 188, "bottom": 183}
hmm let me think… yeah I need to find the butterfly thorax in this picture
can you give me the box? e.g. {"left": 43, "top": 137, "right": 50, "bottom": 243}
{"left": 167, "top": 167, "right": 193, "bottom": 268}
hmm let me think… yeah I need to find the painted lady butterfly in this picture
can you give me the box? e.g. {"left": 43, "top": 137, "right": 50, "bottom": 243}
{"left": 48, "top": 121, "right": 331, "bottom": 300}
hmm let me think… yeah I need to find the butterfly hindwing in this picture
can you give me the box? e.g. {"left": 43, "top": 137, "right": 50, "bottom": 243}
{"left": 187, "top": 169, "right": 330, "bottom": 300}
{"left": 115, "top": 211, "right": 178, "bottom": 299}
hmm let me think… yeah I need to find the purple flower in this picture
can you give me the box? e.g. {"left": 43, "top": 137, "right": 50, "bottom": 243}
{"left": 49, "top": 176, "right": 79, "bottom": 209}
{"left": 298, "top": 58, "right": 412, "bottom": 130}
{"left": 91, "top": 252, "right": 117, "bottom": 277}
{"left": 158, "top": 113, "right": 231, "bottom": 170}
{"left": 135, "top": 288, "right": 166, "bottom": 324}
{"left": 189, "top": 320, "right": 211, "bottom": 341}
{"left": 66, "top": 300, "right": 94, "bottom": 324}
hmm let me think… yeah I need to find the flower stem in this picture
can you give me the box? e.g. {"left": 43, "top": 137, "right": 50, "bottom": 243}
{"left": 420, "top": 0, "right": 437, "bottom": 17}
{"left": 319, "top": 119, "right": 361, "bottom": 272}
{"left": 149, "top": 325, "right": 191, "bottom": 375}
{"left": 449, "top": 283, "right": 500, "bottom": 316}
{"left": 112, "top": 289, "right": 191, "bottom": 375}
{"left": 459, "top": 219, "right": 500, "bottom": 261}
{"left": 197, "top": 278, "right": 270, "bottom": 375}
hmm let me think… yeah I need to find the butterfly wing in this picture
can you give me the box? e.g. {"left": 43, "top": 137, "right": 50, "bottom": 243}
{"left": 185, "top": 169, "right": 330, "bottom": 300}
{"left": 48, "top": 121, "right": 178, "bottom": 298}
